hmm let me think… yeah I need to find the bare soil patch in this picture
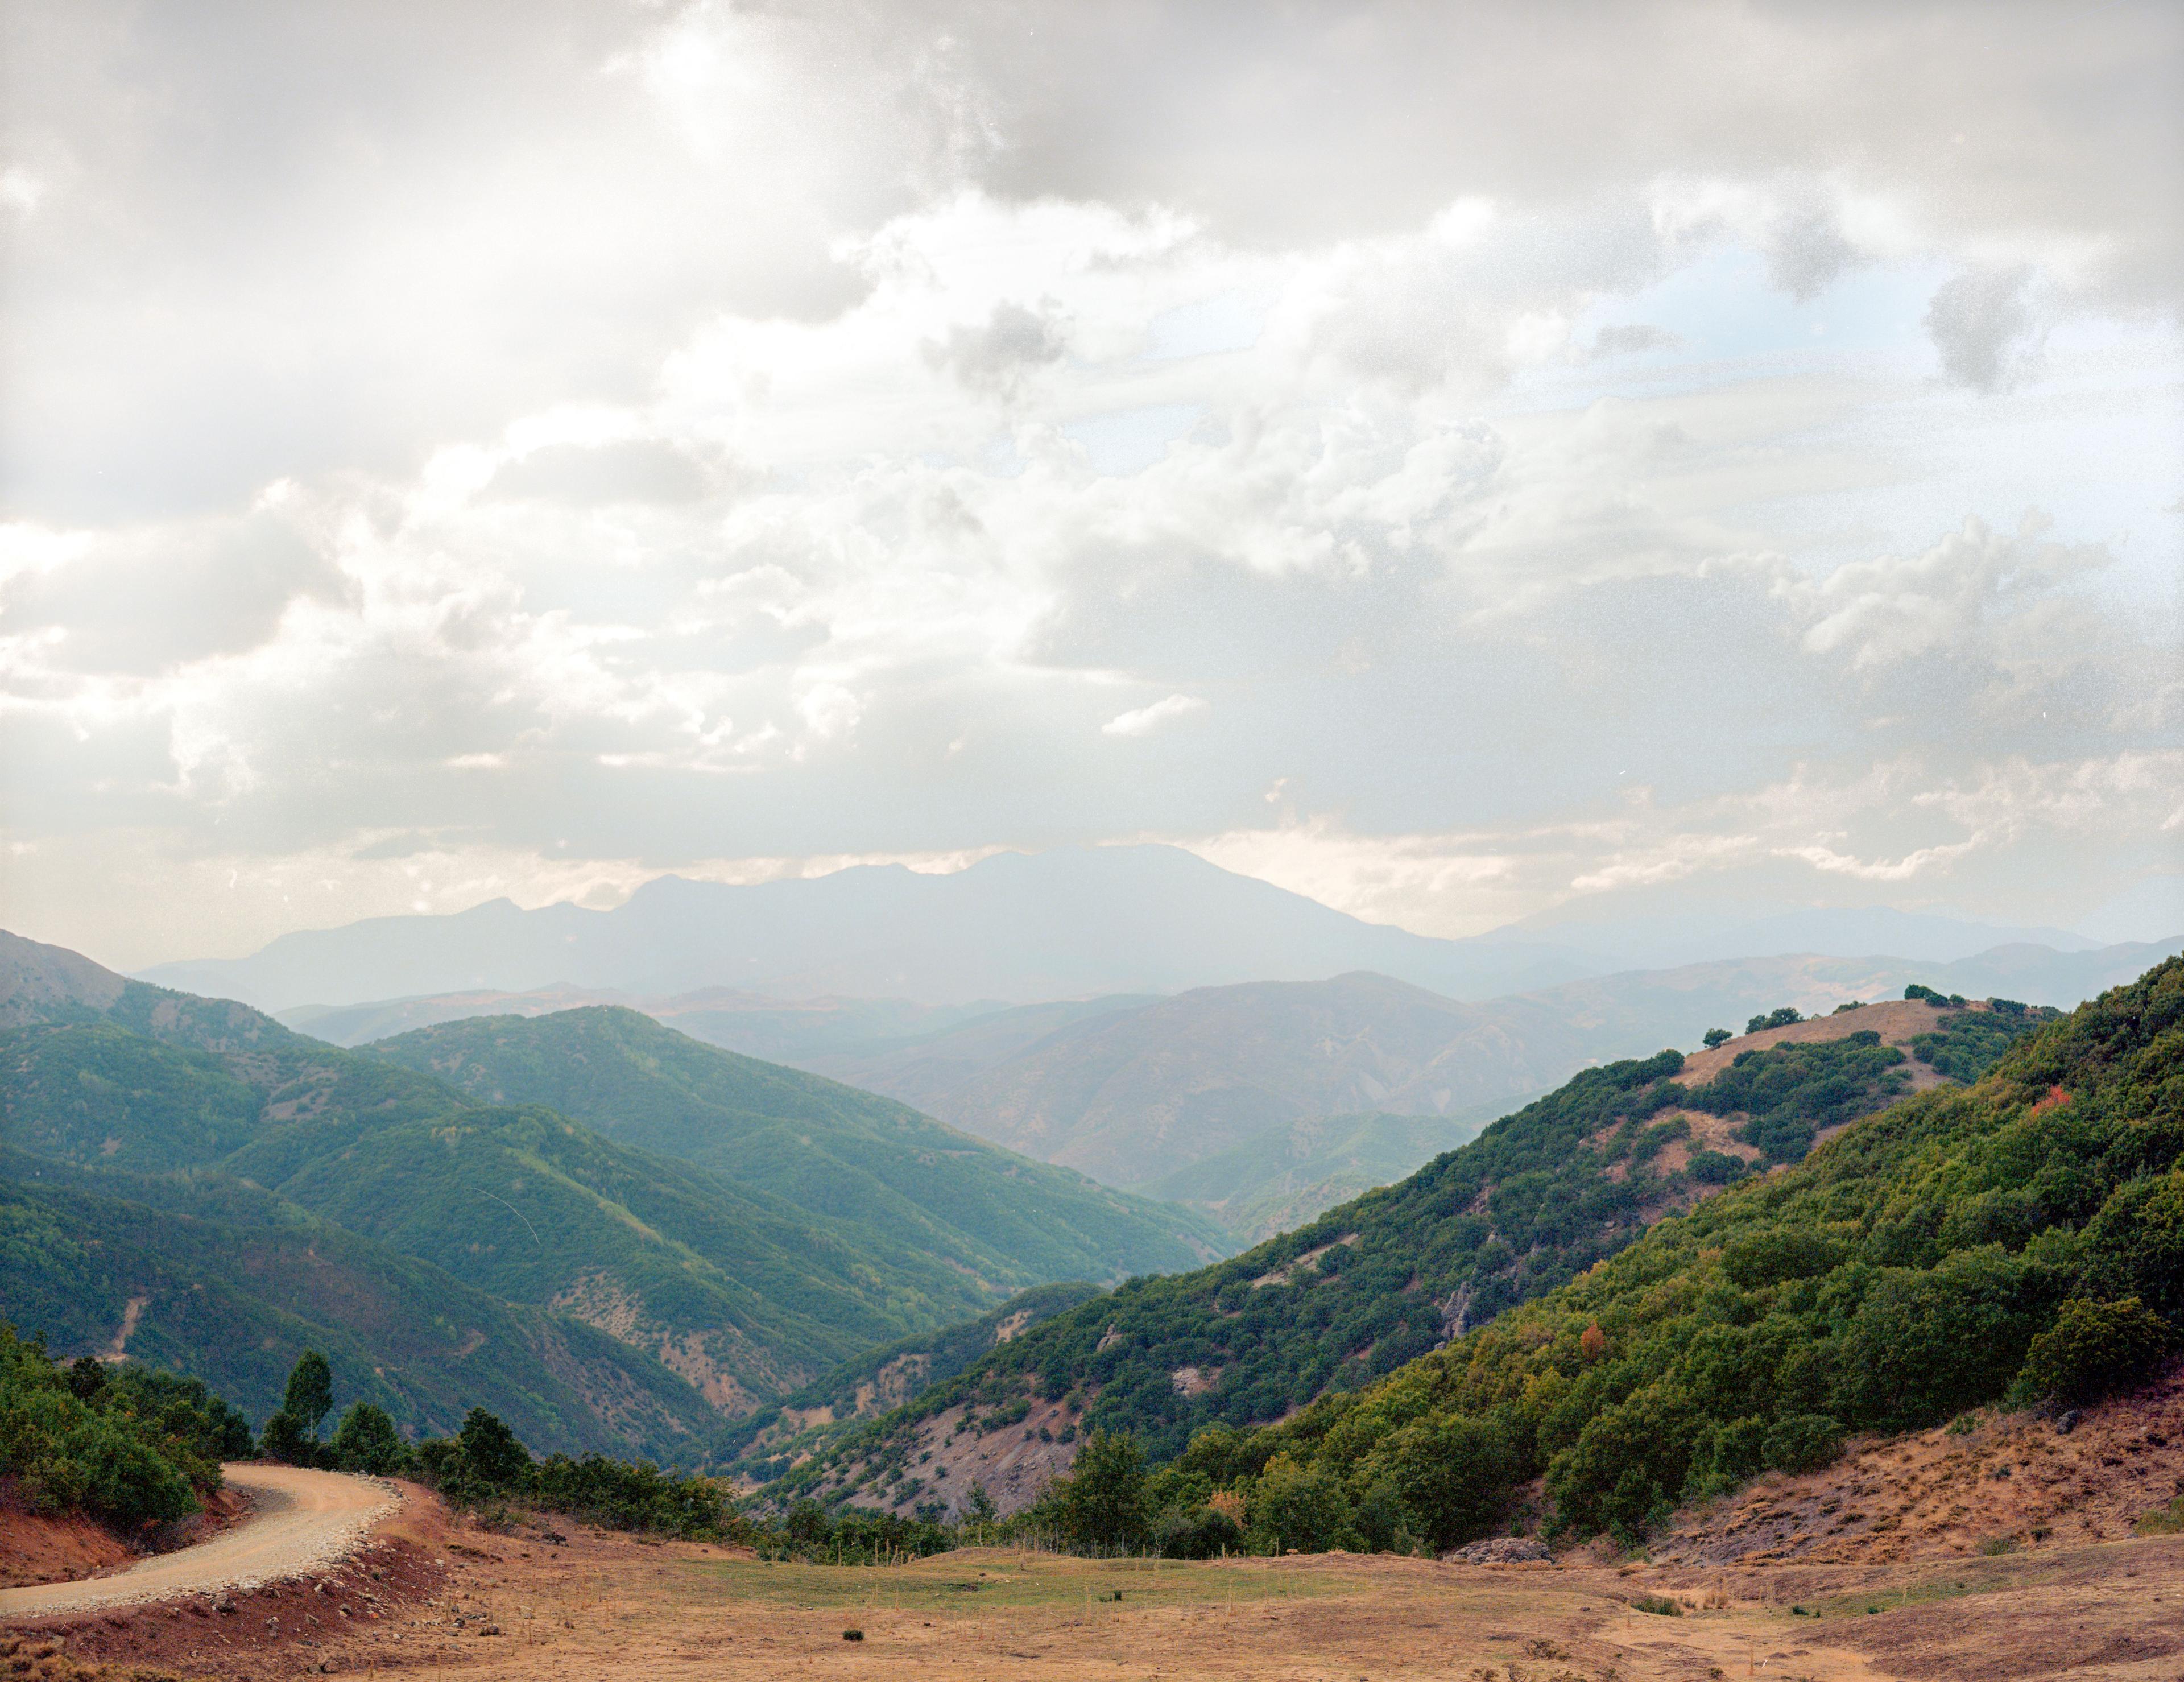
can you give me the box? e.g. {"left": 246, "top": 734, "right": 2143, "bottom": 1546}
{"left": 1658, "top": 1362, "right": 2184, "bottom": 1569}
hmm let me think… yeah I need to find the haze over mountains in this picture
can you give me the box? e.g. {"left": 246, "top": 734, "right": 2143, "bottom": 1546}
{"left": 136, "top": 845, "right": 2154, "bottom": 1015}
{"left": 258, "top": 919, "right": 2182, "bottom": 1235}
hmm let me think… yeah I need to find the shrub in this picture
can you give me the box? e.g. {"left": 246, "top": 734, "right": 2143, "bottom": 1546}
{"left": 1686, "top": 1150, "right": 1743, "bottom": 1185}
{"left": 1151, "top": 1501, "right": 1243, "bottom": 1558}
{"left": 0, "top": 1325, "right": 241, "bottom": 1530}
{"left": 259, "top": 1407, "right": 317, "bottom": 1467}
{"left": 1761, "top": 1414, "right": 1843, "bottom": 1474}
{"left": 328, "top": 1402, "right": 409, "bottom": 1476}
{"left": 1702, "top": 1028, "right": 1732, "bottom": 1049}
{"left": 2018, "top": 1296, "right": 2174, "bottom": 1404}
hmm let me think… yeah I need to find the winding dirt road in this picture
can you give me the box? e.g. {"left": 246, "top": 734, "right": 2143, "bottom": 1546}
{"left": 0, "top": 1464, "right": 396, "bottom": 1618}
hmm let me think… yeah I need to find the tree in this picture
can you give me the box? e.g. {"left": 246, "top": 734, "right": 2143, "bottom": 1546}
{"left": 259, "top": 1407, "right": 315, "bottom": 1467}
{"left": 283, "top": 1350, "right": 334, "bottom": 1438}
{"left": 455, "top": 1407, "right": 532, "bottom": 1491}
{"left": 1702, "top": 1028, "right": 1732, "bottom": 1049}
{"left": 961, "top": 1481, "right": 998, "bottom": 1525}
{"left": 1248, "top": 1453, "right": 1354, "bottom": 1555}
{"left": 1053, "top": 1429, "right": 1147, "bottom": 1549}
{"left": 328, "top": 1402, "right": 408, "bottom": 1476}
{"left": 2019, "top": 1296, "right": 2173, "bottom": 1404}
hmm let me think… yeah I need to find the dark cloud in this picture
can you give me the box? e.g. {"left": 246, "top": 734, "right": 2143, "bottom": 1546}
{"left": 1924, "top": 265, "right": 2044, "bottom": 391}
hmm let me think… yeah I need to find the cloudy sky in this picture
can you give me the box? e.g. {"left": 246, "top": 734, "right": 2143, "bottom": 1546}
{"left": 3, "top": 1, "right": 2180, "bottom": 972}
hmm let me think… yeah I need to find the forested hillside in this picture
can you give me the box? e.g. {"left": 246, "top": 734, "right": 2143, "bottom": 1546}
{"left": 766, "top": 993, "right": 2058, "bottom": 1503}
{"left": 362, "top": 1006, "right": 1225, "bottom": 1283}
{"left": 0, "top": 931, "right": 1215, "bottom": 1453}
{"left": 1147, "top": 956, "right": 2184, "bottom": 1553}
{"left": 1, "top": 1151, "right": 718, "bottom": 1450}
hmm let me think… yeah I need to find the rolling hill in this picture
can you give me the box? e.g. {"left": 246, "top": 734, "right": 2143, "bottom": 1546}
{"left": 357, "top": 1005, "right": 1227, "bottom": 1285}
{"left": 755, "top": 991, "right": 2058, "bottom": 1506}
{"left": 1112, "top": 954, "right": 2184, "bottom": 1554}
{"left": 0, "top": 929, "right": 1221, "bottom": 1446}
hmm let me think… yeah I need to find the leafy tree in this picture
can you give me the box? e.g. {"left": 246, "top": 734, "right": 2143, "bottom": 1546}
{"left": 961, "top": 1481, "right": 998, "bottom": 1524}
{"left": 1049, "top": 1429, "right": 1147, "bottom": 1548}
{"left": 328, "top": 1402, "right": 409, "bottom": 1476}
{"left": 259, "top": 1407, "right": 316, "bottom": 1467}
{"left": 1248, "top": 1452, "right": 1355, "bottom": 1554}
{"left": 2019, "top": 1296, "right": 2173, "bottom": 1404}
{"left": 457, "top": 1407, "right": 532, "bottom": 1489}
{"left": 1702, "top": 1028, "right": 1732, "bottom": 1049}
{"left": 283, "top": 1350, "right": 334, "bottom": 1437}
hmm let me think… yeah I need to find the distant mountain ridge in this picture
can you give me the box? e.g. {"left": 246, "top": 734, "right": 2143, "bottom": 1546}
{"left": 132, "top": 845, "right": 2149, "bottom": 1015}
{"left": 135, "top": 846, "right": 1594, "bottom": 1010}
{"left": 250, "top": 934, "right": 2184, "bottom": 1240}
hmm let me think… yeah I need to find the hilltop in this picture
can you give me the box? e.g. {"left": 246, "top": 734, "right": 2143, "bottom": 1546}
{"left": 742, "top": 988, "right": 2053, "bottom": 1505}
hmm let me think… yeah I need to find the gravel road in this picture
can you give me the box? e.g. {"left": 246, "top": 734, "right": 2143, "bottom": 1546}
{"left": 0, "top": 1464, "right": 398, "bottom": 1618}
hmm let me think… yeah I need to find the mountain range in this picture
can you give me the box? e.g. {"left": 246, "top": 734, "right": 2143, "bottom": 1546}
{"left": 253, "top": 933, "right": 2183, "bottom": 1238}
{"left": 135, "top": 845, "right": 2158, "bottom": 1015}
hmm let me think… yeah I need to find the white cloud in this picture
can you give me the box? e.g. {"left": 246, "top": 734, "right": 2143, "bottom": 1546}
{"left": 1, "top": 3, "right": 2178, "bottom": 965}
{"left": 1102, "top": 694, "right": 1207, "bottom": 738}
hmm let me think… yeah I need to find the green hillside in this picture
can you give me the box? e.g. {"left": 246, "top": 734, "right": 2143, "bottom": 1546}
{"left": 0, "top": 932, "right": 1218, "bottom": 1444}
{"left": 362, "top": 1006, "right": 1227, "bottom": 1282}
{"left": 0, "top": 1012, "right": 1010, "bottom": 1401}
{"left": 771, "top": 994, "right": 2058, "bottom": 1502}
{"left": 0, "top": 1150, "right": 718, "bottom": 1454}
{"left": 1146, "top": 956, "right": 2184, "bottom": 1552}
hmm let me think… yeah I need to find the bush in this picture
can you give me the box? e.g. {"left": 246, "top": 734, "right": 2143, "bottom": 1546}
{"left": 1151, "top": 1501, "right": 1244, "bottom": 1558}
{"left": 259, "top": 1407, "right": 317, "bottom": 1467}
{"left": 0, "top": 1325, "right": 241, "bottom": 1530}
{"left": 2018, "top": 1297, "right": 2174, "bottom": 1404}
{"left": 1702, "top": 1028, "right": 1732, "bottom": 1049}
{"left": 1761, "top": 1414, "right": 1843, "bottom": 1473}
{"left": 328, "top": 1402, "right": 409, "bottom": 1476}
{"left": 1686, "top": 1150, "right": 1744, "bottom": 1185}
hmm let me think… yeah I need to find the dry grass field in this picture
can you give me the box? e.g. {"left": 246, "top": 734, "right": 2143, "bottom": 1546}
{"left": 31, "top": 1515, "right": 2180, "bottom": 1682}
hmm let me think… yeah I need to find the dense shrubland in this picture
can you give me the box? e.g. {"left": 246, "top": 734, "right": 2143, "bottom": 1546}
{"left": 770, "top": 1002, "right": 2033, "bottom": 1499}
{"left": 1043, "top": 961, "right": 2182, "bottom": 1554}
{"left": 0, "top": 1326, "right": 251, "bottom": 1528}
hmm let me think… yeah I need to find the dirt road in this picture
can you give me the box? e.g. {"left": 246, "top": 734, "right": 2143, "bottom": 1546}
{"left": 0, "top": 1464, "right": 395, "bottom": 1618}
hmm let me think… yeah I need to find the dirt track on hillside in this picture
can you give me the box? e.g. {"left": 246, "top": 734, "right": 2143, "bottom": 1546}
{"left": 0, "top": 1465, "right": 395, "bottom": 1617}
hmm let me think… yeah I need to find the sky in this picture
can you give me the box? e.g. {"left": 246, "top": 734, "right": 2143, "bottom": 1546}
{"left": 2, "top": 0, "right": 2181, "bottom": 972}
